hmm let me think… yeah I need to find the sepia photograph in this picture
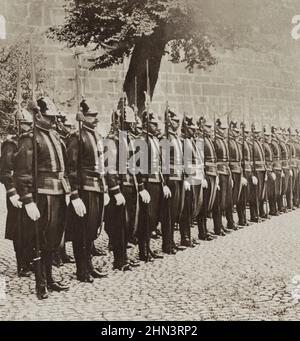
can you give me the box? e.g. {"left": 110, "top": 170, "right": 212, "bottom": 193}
{"left": 0, "top": 0, "right": 300, "bottom": 325}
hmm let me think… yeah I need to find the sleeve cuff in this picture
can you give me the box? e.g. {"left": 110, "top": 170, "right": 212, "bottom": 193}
{"left": 7, "top": 188, "right": 17, "bottom": 197}
{"left": 21, "top": 193, "right": 33, "bottom": 205}
{"left": 109, "top": 186, "right": 120, "bottom": 195}
{"left": 70, "top": 190, "right": 79, "bottom": 200}
{"left": 138, "top": 183, "right": 145, "bottom": 192}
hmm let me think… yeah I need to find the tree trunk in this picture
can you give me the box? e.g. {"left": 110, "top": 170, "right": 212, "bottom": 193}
{"left": 123, "top": 33, "right": 167, "bottom": 114}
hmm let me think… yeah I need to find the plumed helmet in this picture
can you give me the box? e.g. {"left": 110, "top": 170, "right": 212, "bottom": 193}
{"left": 251, "top": 123, "right": 261, "bottom": 133}
{"left": 168, "top": 109, "right": 180, "bottom": 122}
{"left": 142, "top": 110, "right": 159, "bottom": 126}
{"left": 229, "top": 120, "right": 239, "bottom": 132}
{"left": 216, "top": 118, "right": 228, "bottom": 129}
{"left": 80, "top": 99, "right": 98, "bottom": 116}
{"left": 123, "top": 106, "right": 135, "bottom": 123}
{"left": 18, "top": 108, "right": 33, "bottom": 124}
{"left": 37, "top": 97, "right": 59, "bottom": 116}
{"left": 182, "top": 115, "right": 197, "bottom": 130}
{"left": 271, "top": 126, "right": 277, "bottom": 134}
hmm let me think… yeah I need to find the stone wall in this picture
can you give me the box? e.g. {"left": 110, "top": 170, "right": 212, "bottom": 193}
{"left": 1, "top": 0, "right": 300, "bottom": 135}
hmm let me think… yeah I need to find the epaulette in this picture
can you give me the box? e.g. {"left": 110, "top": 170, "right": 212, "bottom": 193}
{"left": 70, "top": 131, "right": 80, "bottom": 138}
{"left": 3, "top": 135, "right": 18, "bottom": 145}
{"left": 19, "top": 131, "right": 33, "bottom": 139}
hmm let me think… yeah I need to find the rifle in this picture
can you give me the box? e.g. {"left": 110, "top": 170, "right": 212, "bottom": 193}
{"left": 251, "top": 124, "right": 260, "bottom": 221}
{"left": 15, "top": 56, "right": 23, "bottom": 275}
{"left": 30, "top": 36, "right": 43, "bottom": 295}
{"left": 74, "top": 51, "right": 87, "bottom": 275}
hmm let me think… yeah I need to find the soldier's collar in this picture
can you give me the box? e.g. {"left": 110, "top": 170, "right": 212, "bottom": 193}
{"left": 36, "top": 119, "right": 55, "bottom": 132}
{"left": 168, "top": 130, "right": 178, "bottom": 137}
{"left": 142, "top": 130, "right": 154, "bottom": 138}
{"left": 82, "top": 122, "right": 96, "bottom": 132}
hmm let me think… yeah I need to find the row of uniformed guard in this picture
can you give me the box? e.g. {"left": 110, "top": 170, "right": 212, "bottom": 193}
{"left": 1, "top": 96, "right": 299, "bottom": 300}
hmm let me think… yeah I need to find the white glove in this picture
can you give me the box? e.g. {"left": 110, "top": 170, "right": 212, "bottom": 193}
{"left": 201, "top": 179, "right": 208, "bottom": 189}
{"left": 271, "top": 172, "right": 276, "bottom": 181}
{"left": 163, "top": 185, "right": 172, "bottom": 199}
{"left": 9, "top": 194, "right": 22, "bottom": 208}
{"left": 104, "top": 193, "right": 110, "bottom": 206}
{"left": 290, "top": 169, "right": 293, "bottom": 177}
{"left": 184, "top": 180, "right": 191, "bottom": 191}
{"left": 114, "top": 193, "right": 126, "bottom": 206}
{"left": 72, "top": 198, "right": 86, "bottom": 217}
{"left": 252, "top": 176, "right": 258, "bottom": 186}
{"left": 65, "top": 194, "right": 70, "bottom": 206}
{"left": 25, "top": 202, "right": 40, "bottom": 221}
{"left": 139, "top": 189, "right": 151, "bottom": 204}
{"left": 241, "top": 177, "right": 248, "bottom": 187}
{"left": 264, "top": 173, "right": 268, "bottom": 181}
{"left": 281, "top": 171, "right": 285, "bottom": 178}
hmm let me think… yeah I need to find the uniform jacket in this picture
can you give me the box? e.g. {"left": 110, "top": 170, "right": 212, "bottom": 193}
{"left": 67, "top": 122, "right": 107, "bottom": 200}
{"left": 228, "top": 133, "right": 242, "bottom": 174}
{"left": 105, "top": 129, "right": 144, "bottom": 195}
{"left": 14, "top": 119, "right": 70, "bottom": 204}
{"left": 203, "top": 133, "right": 218, "bottom": 176}
{"left": 161, "top": 130, "right": 184, "bottom": 181}
{"left": 0, "top": 135, "right": 18, "bottom": 197}
{"left": 270, "top": 135, "right": 282, "bottom": 171}
{"left": 213, "top": 132, "right": 230, "bottom": 175}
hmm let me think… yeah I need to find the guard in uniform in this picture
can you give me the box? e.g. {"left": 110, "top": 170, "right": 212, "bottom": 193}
{"left": 179, "top": 115, "right": 206, "bottom": 247}
{"left": 0, "top": 109, "right": 33, "bottom": 277}
{"left": 53, "top": 112, "right": 75, "bottom": 266}
{"left": 105, "top": 102, "right": 149, "bottom": 270}
{"left": 236, "top": 123, "right": 253, "bottom": 226}
{"left": 197, "top": 117, "right": 218, "bottom": 240}
{"left": 160, "top": 110, "right": 186, "bottom": 254}
{"left": 228, "top": 121, "right": 247, "bottom": 228}
{"left": 14, "top": 97, "right": 70, "bottom": 299}
{"left": 277, "top": 128, "right": 289, "bottom": 213}
{"left": 66, "top": 99, "right": 109, "bottom": 282}
{"left": 292, "top": 130, "right": 300, "bottom": 208}
{"left": 270, "top": 126, "right": 283, "bottom": 214}
{"left": 286, "top": 128, "right": 297, "bottom": 210}
{"left": 138, "top": 110, "right": 167, "bottom": 261}
{"left": 213, "top": 119, "right": 234, "bottom": 235}
{"left": 248, "top": 125, "right": 266, "bottom": 221}
{"left": 263, "top": 127, "right": 277, "bottom": 216}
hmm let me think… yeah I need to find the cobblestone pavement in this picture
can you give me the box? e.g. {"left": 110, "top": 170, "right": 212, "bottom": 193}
{"left": 1, "top": 184, "right": 300, "bottom": 321}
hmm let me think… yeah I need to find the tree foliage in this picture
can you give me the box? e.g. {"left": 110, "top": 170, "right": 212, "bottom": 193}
{"left": 48, "top": 0, "right": 217, "bottom": 71}
{"left": 48, "top": 0, "right": 299, "bottom": 111}
{"left": 0, "top": 37, "right": 48, "bottom": 137}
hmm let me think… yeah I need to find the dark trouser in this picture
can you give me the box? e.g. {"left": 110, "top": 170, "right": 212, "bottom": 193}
{"left": 293, "top": 168, "right": 299, "bottom": 207}
{"left": 179, "top": 184, "right": 202, "bottom": 245}
{"left": 280, "top": 168, "right": 290, "bottom": 211}
{"left": 67, "top": 191, "right": 104, "bottom": 278}
{"left": 266, "top": 170, "right": 276, "bottom": 215}
{"left": 137, "top": 182, "right": 161, "bottom": 258}
{"left": 212, "top": 173, "right": 234, "bottom": 234}
{"left": 161, "top": 180, "right": 184, "bottom": 253}
{"left": 287, "top": 168, "right": 296, "bottom": 209}
{"left": 237, "top": 171, "right": 251, "bottom": 225}
{"left": 232, "top": 172, "right": 242, "bottom": 207}
{"left": 33, "top": 194, "right": 67, "bottom": 288}
{"left": 105, "top": 186, "right": 138, "bottom": 268}
{"left": 294, "top": 169, "right": 300, "bottom": 207}
{"left": 273, "top": 169, "right": 282, "bottom": 212}
{"left": 198, "top": 175, "right": 217, "bottom": 239}
{"left": 5, "top": 197, "right": 32, "bottom": 273}
{"left": 249, "top": 171, "right": 266, "bottom": 220}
